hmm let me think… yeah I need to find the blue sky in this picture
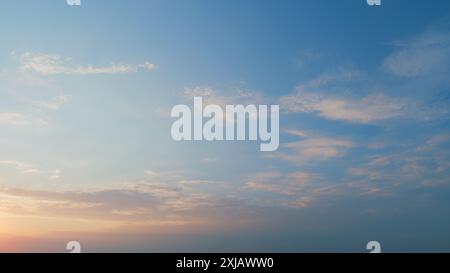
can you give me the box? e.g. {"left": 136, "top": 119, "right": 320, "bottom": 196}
{"left": 1, "top": 0, "right": 450, "bottom": 252}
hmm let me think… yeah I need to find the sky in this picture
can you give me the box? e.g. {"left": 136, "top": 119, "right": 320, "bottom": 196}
{"left": 1, "top": 0, "right": 450, "bottom": 252}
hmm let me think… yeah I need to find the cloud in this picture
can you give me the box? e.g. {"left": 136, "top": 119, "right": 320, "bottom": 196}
{"left": 281, "top": 90, "right": 409, "bottom": 124}
{"left": 298, "top": 67, "right": 362, "bottom": 88}
{"left": 245, "top": 171, "right": 316, "bottom": 196}
{"left": 279, "top": 67, "right": 415, "bottom": 123}
{"left": 49, "top": 169, "right": 62, "bottom": 180}
{"left": 183, "top": 86, "right": 263, "bottom": 106}
{"left": 180, "top": 86, "right": 266, "bottom": 125}
{"left": 417, "top": 133, "right": 450, "bottom": 152}
{"left": 0, "top": 112, "right": 27, "bottom": 125}
{"left": 295, "top": 50, "right": 322, "bottom": 68}
{"left": 283, "top": 196, "right": 316, "bottom": 208}
{"left": 283, "top": 138, "right": 354, "bottom": 163}
{"left": 0, "top": 160, "right": 62, "bottom": 180}
{"left": 138, "top": 62, "right": 156, "bottom": 71}
{"left": 32, "top": 95, "right": 72, "bottom": 111}
{"left": 0, "top": 160, "right": 42, "bottom": 174}
{"left": 18, "top": 52, "right": 155, "bottom": 76}
{"left": 383, "top": 28, "right": 450, "bottom": 77}
{"left": 0, "top": 170, "right": 246, "bottom": 226}
{"left": 270, "top": 131, "right": 354, "bottom": 165}
{"left": 0, "top": 112, "right": 50, "bottom": 127}
{"left": 348, "top": 167, "right": 385, "bottom": 181}
{"left": 0, "top": 185, "right": 172, "bottom": 223}
{"left": 346, "top": 133, "right": 450, "bottom": 194}
{"left": 244, "top": 171, "right": 345, "bottom": 208}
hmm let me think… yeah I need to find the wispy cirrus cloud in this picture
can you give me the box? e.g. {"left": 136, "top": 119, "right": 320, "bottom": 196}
{"left": 245, "top": 171, "right": 319, "bottom": 209}
{"left": 32, "top": 95, "right": 72, "bottom": 111}
{"left": 416, "top": 133, "right": 450, "bottom": 152}
{"left": 269, "top": 130, "right": 354, "bottom": 165}
{"left": 17, "top": 52, "right": 155, "bottom": 76}
{"left": 281, "top": 91, "right": 409, "bottom": 124}
{"left": 280, "top": 68, "right": 413, "bottom": 124}
{"left": 0, "top": 174, "right": 250, "bottom": 231}
{"left": 0, "top": 112, "right": 49, "bottom": 127}
{"left": 0, "top": 160, "right": 62, "bottom": 180}
{"left": 383, "top": 27, "right": 450, "bottom": 77}
{"left": 183, "top": 86, "right": 263, "bottom": 106}
{"left": 348, "top": 132, "right": 450, "bottom": 192}
{"left": 0, "top": 160, "right": 42, "bottom": 174}
{"left": 0, "top": 112, "right": 27, "bottom": 126}
{"left": 245, "top": 171, "right": 315, "bottom": 196}
{"left": 244, "top": 171, "right": 344, "bottom": 208}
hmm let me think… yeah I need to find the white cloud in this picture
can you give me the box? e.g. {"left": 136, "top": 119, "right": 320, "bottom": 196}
{"left": 244, "top": 171, "right": 345, "bottom": 208}
{"left": 181, "top": 86, "right": 265, "bottom": 124}
{"left": 0, "top": 112, "right": 27, "bottom": 125}
{"left": 300, "top": 67, "right": 362, "bottom": 88}
{"left": 281, "top": 138, "right": 354, "bottom": 164}
{"left": 280, "top": 68, "right": 413, "bottom": 124}
{"left": 346, "top": 133, "right": 450, "bottom": 192}
{"left": 281, "top": 91, "right": 409, "bottom": 124}
{"left": 0, "top": 111, "right": 50, "bottom": 127}
{"left": 348, "top": 167, "right": 384, "bottom": 181}
{"left": 245, "top": 171, "right": 316, "bottom": 196}
{"left": 0, "top": 160, "right": 64, "bottom": 180}
{"left": 417, "top": 133, "right": 450, "bottom": 152}
{"left": 18, "top": 52, "right": 155, "bottom": 75}
{"left": 383, "top": 28, "right": 450, "bottom": 77}
{"left": 284, "top": 129, "right": 308, "bottom": 138}
{"left": 183, "top": 86, "right": 262, "bottom": 106}
{"left": 295, "top": 50, "right": 322, "bottom": 68}
{"left": 270, "top": 131, "right": 354, "bottom": 165}
{"left": 0, "top": 160, "right": 42, "bottom": 174}
{"left": 32, "top": 95, "right": 72, "bottom": 111}
{"left": 19, "top": 53, "right": 67, "bottom": 75}
{"left": 138, "top": 62, "right": 156, "bottom": 71}
{"left": 49, "top": 169, "right": 62, "bottom": 180}
{"left": 0, "top": 176, "right": 237, "bottom": 224}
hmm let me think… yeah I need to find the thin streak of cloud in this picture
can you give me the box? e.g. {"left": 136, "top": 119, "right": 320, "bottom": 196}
{"left": 269, "top": 130, "right": 355, "bottom": 165}
{"left": 0, "top": 112, "right": 27, "bottom": 125}
{"left": 383, "top": 28, "right": 450, "bottom": 77}
{"left": 32, "top": 95, "right": 72, "bottom": 111}
{"left": 281, "top": 91, "right": 409, "bottom": 124}
{"left": 18, "top": 52, "right": 155, "bottom": 76}
{"left": 0, "top": 160, "right": 62, "bottom": 179}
